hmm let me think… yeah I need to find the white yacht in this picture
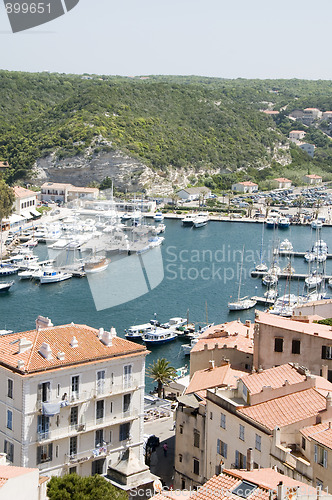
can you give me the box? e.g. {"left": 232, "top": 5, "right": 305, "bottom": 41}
{"left": 305, "top": 272, "right": 323, "bottom": 289}
{"left": 280, "top": 239, "right": 293, "bottom": 252}
{"left": 181, "top": 214, "right": 195, "bottom": 226}
{"left": 193, "top": 213, "right": 209, "bottom": 228}
{"left": 125, "top": 323, "right": 155, "bottom": 340}
{"left": 311, "top": 220, "right": 323, "bottom": 229}
{"left": 154, "top": 212, "right": 164, "bottom": 222}
{"left": 38, "top": 268, "right": 73, "bottom": 284}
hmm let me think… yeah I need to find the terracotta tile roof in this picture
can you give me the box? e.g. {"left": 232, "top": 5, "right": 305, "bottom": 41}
{"left": 0, "top": 465, "right": 36, "bottom": 481}
{"left": 13, "top": 186, "right": 36, "bottom": 199}
{"left": 263, "top": 110, "right": 279, "bottom": 115}
{"left": 305, "top": 174, "right": 322, "bottom": 179}
{"left": 256, "top": 311, "right": 332, "bottom": 339}
{"left": 274, "top": 178, "right": 292, "bottom": 183}
{"left": 0, "top": 324, "right": 146, "bottom": 374}
{"left": 238, "top": 182, "right": 258, "bottom": 187}
{"left": 198, "top": 321, "right": 254, "bottom": 340}
{"left": 301, "top": 422, "right": 332, "bottom": 449}
{"left": 68, "top": 186, "right": 99, "bottom": 193}
{"left": 185, "top": 364, "right": 247, "bottom": 395}
{"left": 241, "top": 364, "right": 305, "bottom": 395}
{"left": 41, "top": 182, "right": 73, "bottom": 189}
{"left": 237, "top": 388, "right": 326, "bottom": 432}
{"left": 290, "top": 130, "right": 306, "bottom": 134}
{"left": 191, "top": 321, "right": 254, "bottom": 355}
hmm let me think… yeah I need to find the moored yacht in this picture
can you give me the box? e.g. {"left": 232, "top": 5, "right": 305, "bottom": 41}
{"left": 38, "top": 268, "right": 73, "bottom": 284}
{"left": 154, "top": 212, "right": 164, "bottom": 222}
{"left": 142, "top": 328, "right": 177, "bottom": 345}
{"left": 193, "top": 212, "right": 209, "bottom": 228}
{"left": 181, "top": 213, "right": 195, "bottom": 226}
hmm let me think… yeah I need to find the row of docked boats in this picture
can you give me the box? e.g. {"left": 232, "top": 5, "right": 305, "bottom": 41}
{"left": 124, "top": 317, "right": 188, "bottom": 345}
{"left": 181, "top": 212, "right": 209, "bottom": 228}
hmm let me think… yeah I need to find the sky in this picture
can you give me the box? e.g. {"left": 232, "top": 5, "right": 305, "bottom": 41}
{"left": 0, "top": 0, "right": 331, "bottom": 79}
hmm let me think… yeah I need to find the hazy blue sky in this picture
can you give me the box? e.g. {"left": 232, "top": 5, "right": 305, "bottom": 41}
{"left": 0, "top": 0, "right": 331, "bottom": 79}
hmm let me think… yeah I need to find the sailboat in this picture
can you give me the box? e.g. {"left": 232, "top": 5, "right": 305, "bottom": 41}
{"left": 228, "top": 246, "right": 257, "bottom": 311}
{"left": 255, "top": 223, "right": 268, "bottom": 272}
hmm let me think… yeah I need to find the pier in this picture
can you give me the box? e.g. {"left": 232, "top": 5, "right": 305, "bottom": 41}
{"left": 276, "top": 250, "right": 332, "bottom": 259}
{"left": 251, "top": 270, "right": 332, "bottom": 281}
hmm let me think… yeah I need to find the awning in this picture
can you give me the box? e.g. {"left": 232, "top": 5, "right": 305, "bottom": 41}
{"left": 30, "top": 208, "right": 41, "bottom": 217}
{"left": 21, "top": 211, "right": 33, "bottom": 220}
{"left": 8, "top": 214, "right": 25, "bottom": 224}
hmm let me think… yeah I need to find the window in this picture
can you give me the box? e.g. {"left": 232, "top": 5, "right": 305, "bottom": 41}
{"left": 232, "top": 481, "right": 257, "bottom": 498}
{"left": 292, "top": 339, "right": 301, "bottom": 354}
{"left": 179, "top": 425, "right": 183, "bottom": 435}
{"left": 57, "top": 384, "right": 61, "bottom": 397}
{"left": 97, "top": 370, "right": 105, "bottom": 394}
{"left": 322, "top": 346, "right": 332, "bottom": 360}
{"left": 181, "top": 479, "right": 185, "bottom": 490}
{"left": 210, "top": 412, "right": 213, "bottom": 420}
{"left": 96, "top": 400, "right": 104, "bottom": 421}
{"left": 69, "top": 467, "right": 77, "bottom": 474}
{"left": 92, "top": 458, "right": 105, "bottom": 475}
{"left": 235, "top": 450, "right": 247, "bottom": 469}
{"left": 239, "top": 424, "right": 245, "bottom": 441}
{"left": 315, "top": 445, "right": 327, "bottom": 468}
{"left": 220, "top": 413, "right": 226, "bottom": 429}
{"left": 37, "top": 443, "right": 52, "bottom": 464}
{"left": 243, "top": 385, "right": 248, "bottom": 401}
{"left": 255, "top": 434, "right": 261, "bottom": 452}
{"left": 217, "top": 439, "right": 227, "bottom": 458}
{"left": 7, "top": 410, "right": 12, "bottom": 430}
{"left": 109, "top": 431, "right": 112, "bottom": 443}
{"left": 4, "top": 441, "right": 13, "bottom": 462}
{"left": 70, "top": 436, "right": 77, "bottom": 457}
{"left": 37, "top": 415, "right": 50, "bottom": 440}
{"left": 38, "top": 382, "right": 50, "bottom": 402}
{"left": 274, "top": 338, "right": 283, "bottom": 352}
{"left": 7, "top": 379, "right": 13, "bottom": 399}
{"left": 71, "top": 376, "right": 79, "bottom": 399}
{"left": 55, "top": 445, "right": 59, "bottom": 458}
{"left": 179, "top": 454, "right": 183, "bottom": 463}
{"left": 124, "top": 365, "right": 132, "bottom": 388}
{"left": 302, "top": 437, "right": 306, "bottom": 450}
{"left": 193, "top": 458, "right": 200, "bottom": 475}
{"left": 194, "top": 430, "right": 200, "bottom": 448}
{"left": 95, "top": 429, "right": 103, "bottom": 448}
{"left": 70, "top": 407, "right": 78, "bottom": 428}
{"left": 119, "top": 423, "right": 130, "bottom": 441}
{"left": 123, "top": 394, "right": 131, "bottom": 413}
{"left": 316, "top": 479, "right": 324, "bottom": 489}
{"left": 110, "top": 401, "right": 113, "bottom": 413}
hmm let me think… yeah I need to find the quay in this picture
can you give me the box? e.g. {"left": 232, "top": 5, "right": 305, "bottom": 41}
{"left": 251, "top": 295, "right": 275, "bottom": 305}
{"left": 277, "top": 250, "right": 332, "bottom": 259}
{"left": 251, "top": 270, "right": 332, "bottom": 280}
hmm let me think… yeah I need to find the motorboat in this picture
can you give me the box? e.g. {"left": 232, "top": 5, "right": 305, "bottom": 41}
{"left": 282, "top": 263, "right": 295, "bottom": 275}
{"left": 124, "top": 323, "right": 155, "bottom": 340}
{"left": 181, "top": 337, "right": 200, "bottom": 356}
{"left": 0, "top": 264, "right": 19, "bottom": 276}
{"left": 148, "top": 236, "right": 164, "bottom": 249}
{"left": 142, "top": 328, "right": 178, "bottom": 345}
{"left": 181, "top": 214, "right": 195, "bottom": 227}
{"left": 121, "top": 213, "right": 133, "bottom": 221}
{"left": 269, "top": 294, "right": 302, "bottom": 317}
{"left": 311, "top": 220, "right": 323, "bottom": 229}
{"left": 265, "top": 217, "right": 278, "bottom": 228}
{"left": 154, "top": 212, "right": 164, "bottom": 222}
{"left": 280, "top": 239, "right": 293, "bottom": 252}
{"left": 193, "top": 213, "right": 209, "bottom": 228}
{"left": 316, "top": 252, "right": 327, "bottom": 263}
{"left": 278, "top": 217, "right": 290, "bottom": 229}
{"left": 84, "top": 256, "right": 109, "bottom": 274}
{"left": 313, "top": 240, "right": 328, "bottom": 254}
{"left": 38, "top": 268, "right": 73, "bottom": 284}
{"left": 153, "top": 223, "right": 166, "bottom": 234}
{"left": 0, "top": 280, "right": 14, "bottom": 292}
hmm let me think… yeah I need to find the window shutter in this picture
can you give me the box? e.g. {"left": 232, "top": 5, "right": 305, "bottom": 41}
{"left": 243, "top": 455, "right": 247, "bottom": 469}
{"left": 322, "top": 346, "right": 327, "bottom": 359}
{"left": 323, "top": 449, "right": 327, "bottom": 468}
{"left": 37, "top": 446, "right": 41, "bottom": 465}
{"left": 37, "top": 384, "right": 42, "bottom": 402}
{"left": 49, "top": 443, "right": 53, "bottom": 461}
{"left": 37, "top": 415, "right": 42, "bottom": 434}
{"left": 224, "top": 443, "right": 228, "bottom": 459}
{"left": 217, "top": 439, "right": 220, "bottom": 454}
{"left": 235, "top": 450, "right": 239, "bottom": 467}
{"left": 314, "top": 445, "right": 318, "bottom": 463}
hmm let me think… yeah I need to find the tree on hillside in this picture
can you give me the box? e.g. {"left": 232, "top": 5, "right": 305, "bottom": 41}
{"left": 47, "top": 473, "right": 128, "bottom": 500}
{"left": 147, "top": 358, "right": 177, "bottom": 398}
{"left": 0, "top": 180, "right": 14, "bottom": 221}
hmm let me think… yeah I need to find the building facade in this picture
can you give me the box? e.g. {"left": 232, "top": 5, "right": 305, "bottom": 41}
{"left": 231, "top": 182, "right": 258, "bottom": 194}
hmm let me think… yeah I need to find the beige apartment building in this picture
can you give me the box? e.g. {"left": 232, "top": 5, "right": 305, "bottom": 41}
{"left": 189, "top": 320, "right": 254, "bottom": 376}
{"left": 0, "top": 315, "right": 154, "bottom": 489}
{"left": 254, "top": 312, "right": 332, "bottom": 380}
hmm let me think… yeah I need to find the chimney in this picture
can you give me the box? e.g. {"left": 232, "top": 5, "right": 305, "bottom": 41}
{"left": 246, "top": 448, "right": 254, "bottom": 471}
{"left": 209, "top": 360, "right": 215, "bottom": 370}
{"left": 110, "top": 327, "right": 117, "bottom": 337}
{"left": 35, "top": 315, "right": 53, "bottom": 330}
{"left": 277, "top": 482, "right": 285, "bottom": 500}
{"left": 39, "top": 342, "right": 53, "bottom": 360}
{"left": 18, "top": 338, "right": 33, "bottom": 354}
{"left": 98, "top": 328, "right": 104, "bottom": 339}
{"left": 0, "top": 453, "right": 7, "bottom": 465}
{"left": 322, "top": 365, "right": 328, "bottom": 380}
{"left": 245, "top": 320, "right": 251, "bottom": 328}
{"left": 101, "top": 329, "right": 112, "bottom": 347}
{"left": 17, "top": 360, "right": 25, "bottom": 370}
{"left": 70, "top": 336, "right": 78, "bottom": 348}
{"left": 326, "top": 392, "right": 332, "bottom": 410}
{"left": 57, "top": 351, "right": 65, "bottom": 361}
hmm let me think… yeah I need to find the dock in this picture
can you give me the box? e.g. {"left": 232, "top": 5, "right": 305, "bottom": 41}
{"left": 251, "top": 270, "right": 332, "bottom": 281}
{"left": 276, "top": 250, "right": 332, "bottom": 259}
{"left": 251, "top": 296, "right": 275, "bottom": 305}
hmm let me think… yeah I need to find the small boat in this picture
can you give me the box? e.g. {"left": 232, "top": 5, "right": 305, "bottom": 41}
{"left": 311, "top": 220, "right": 323, "bottom": 229}
{"left": 154, "top": 223, "right": 166, "bottom": 234}
{"left": 39, "top": 268, "right": 73, "bottom": 284}
{"left": 154, "top": 212, "right": 164, "bottom": 222}
{"left": 305, "top": 272, "right": 322, "bottom": 289}
{"left": 304, "top": 251, "right": 316, "bottom": 263}
{"left": 125, "top": 323, "right": 155, "bottom": 340}
{"left": 264, "top": 287, "right": 278, "bottom": 301}
{"left": 181, "top": 337, "right": 200, "bottom": 356}
{"left": 255, "top": 263, "right": 268, "bottom": 272}
{"left": 142, "top": 328, "right": 177, "bottom": 345}
{"left": 262, "top": 273, "right": 278, "bottom": 286}
{"left": 84, "top": 256, "right": 109, "bottom": 274}
{"left": 282, "top": 263, "right": 295, "bottom": 275}
{"left": 148, "top": 237, "right": 164, "bottom": 249}
{"left": 0, "top": 264, "right": 19, "bottom": 276}
{"left": 121, "top": 213, "right": 132, "bottom": 221}
{"left": 228, "top": 246, "right": 257, "bottom": 310}
{"left": 265, "top": 217, "right": 278, "bottom": 228}
{"left": 280, "top": 239, "right": 293, "bottom": 252}
{"left": 313, "top": 240, "right": 328, "bottom": 254}
{"left": 316, "top": 252, "right": 327, "bottom": 263}
{"left": 0, "top": 281, "right": 14, "bottom": 292}
{"left": 181, "top": 214, "right": 195, "bottom": 227}
{"left": 193, "top": 213, "right": 209, "bottom": 228}
{"left": 278, "top": 217, "right": 290, "bottom": 229}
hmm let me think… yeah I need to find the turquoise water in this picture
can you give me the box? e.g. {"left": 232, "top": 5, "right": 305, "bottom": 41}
{"left": 1, "top": 220, "right": 332, "bottom": 392}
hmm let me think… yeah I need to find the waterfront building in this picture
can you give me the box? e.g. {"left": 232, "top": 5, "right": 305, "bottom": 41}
{"left": 231, "top": 182, "right": 258, "bottom": 194}
{"left": 253, "top": 311, "right": 332, "bottom": 380}
{"left": 40, "top": 182, "right": 99, "bottom": 203}
{"left": 189, "top": 320, "right": 254, "bottom": 377}
{"left": 13, "top": 186, "right": 39, "bottom": 219}
{"left": 0, "top": 315, "right": 153, "bottom": 488}
{"left": 176, "top": 187, "right": 211, "bottom": 202}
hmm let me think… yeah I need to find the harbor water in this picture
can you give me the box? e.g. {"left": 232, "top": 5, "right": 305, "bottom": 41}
{"left": 1, "top": 219, "right": 332, "bottom": 392}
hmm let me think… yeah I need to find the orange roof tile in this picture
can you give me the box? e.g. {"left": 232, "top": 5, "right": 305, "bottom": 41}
{"left": 13, "top": 186, "right": 36, "bottom": 199}
{"left": 241, "top": 364, "right": 305, "bottom": 395}
{"left": 301, "top": 422, "right": 332, "bottom": 449}
{"left": 185, "top": 364, "right": 247, "bottom": 395}
{"left": 237, "top": 388, "right": 326, "bottom": 431}
{"left": 256, "top": 311, "right": 332, "bottom": 339}
{"left": 305, "top": 174, "right": 322, "bottom": 179}
{"left": 0, "top": 465, "right": 36, "bottom": 480}
{"left": 274, "top": 178, "right": 292, "bottom": 183}
{"left": 0, "top": 324, "right": 146, "bottom": 374}
{"left": 191, "top": 321, "right": 254, "bottom": 355}
{"left": 68, "top": 186, "right": 99, "bottom": 193}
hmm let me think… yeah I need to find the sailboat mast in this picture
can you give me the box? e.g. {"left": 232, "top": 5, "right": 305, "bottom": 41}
{"left": 237, "top": 245, "right": 245, "bottom": 302}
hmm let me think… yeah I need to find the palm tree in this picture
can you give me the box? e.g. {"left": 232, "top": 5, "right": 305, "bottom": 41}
{"left": 147, "top": 358, "right": 177, "bottom": 398}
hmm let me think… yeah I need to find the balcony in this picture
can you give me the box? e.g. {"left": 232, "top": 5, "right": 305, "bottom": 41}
{"left": 36, "top": 408, "right": 138, "bottom": 443}
{"left": 272, "top": 443, "right": 312, "bottom": 480}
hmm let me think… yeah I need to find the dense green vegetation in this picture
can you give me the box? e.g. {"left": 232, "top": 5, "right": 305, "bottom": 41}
{"left": 47, "top": 473, "right": 128, "bottom": 500}
{"left": 0, "top": 71, "right": 331, "bottom": 188}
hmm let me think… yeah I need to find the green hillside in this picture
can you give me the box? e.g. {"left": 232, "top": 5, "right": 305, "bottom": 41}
{"left": 0, "top": 72, "right": 331, "bottom": 188}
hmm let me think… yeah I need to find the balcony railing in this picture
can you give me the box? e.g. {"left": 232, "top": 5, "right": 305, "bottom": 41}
{"left": 36, "top": 408, "right": 138, "bottom": 443}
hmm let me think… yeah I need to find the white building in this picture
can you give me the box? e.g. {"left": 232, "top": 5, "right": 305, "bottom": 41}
{"left": 176, "top": 187, "right": 211, "bottom": 201}
{"left": 0, "top": 315, "right": 154, "bottom": 488}
{"left": 273, "top": 177, "right": 292, "bottom": 189}
{"left": 41, "top": 183, "right": 99, "bottom": 203}
{"left": 303, "top": 108, "right": 322, "bottom": 125}
{"left": 13, "top": 186, "right": 39, "bottom": 219}
{"left": 0, "top": 454, "right": 47, "bottom": 500}
{"left": 300, "top": 143, "right": 315, "bottom": 158}
{"left": 303, "top": 174, "right": 322, "bottom": 185}
{"left": 289, "top": 130, "right": 306, "bottom": 143}
{"left": 231, "top": 181, "right": 258, "bottom": 194}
